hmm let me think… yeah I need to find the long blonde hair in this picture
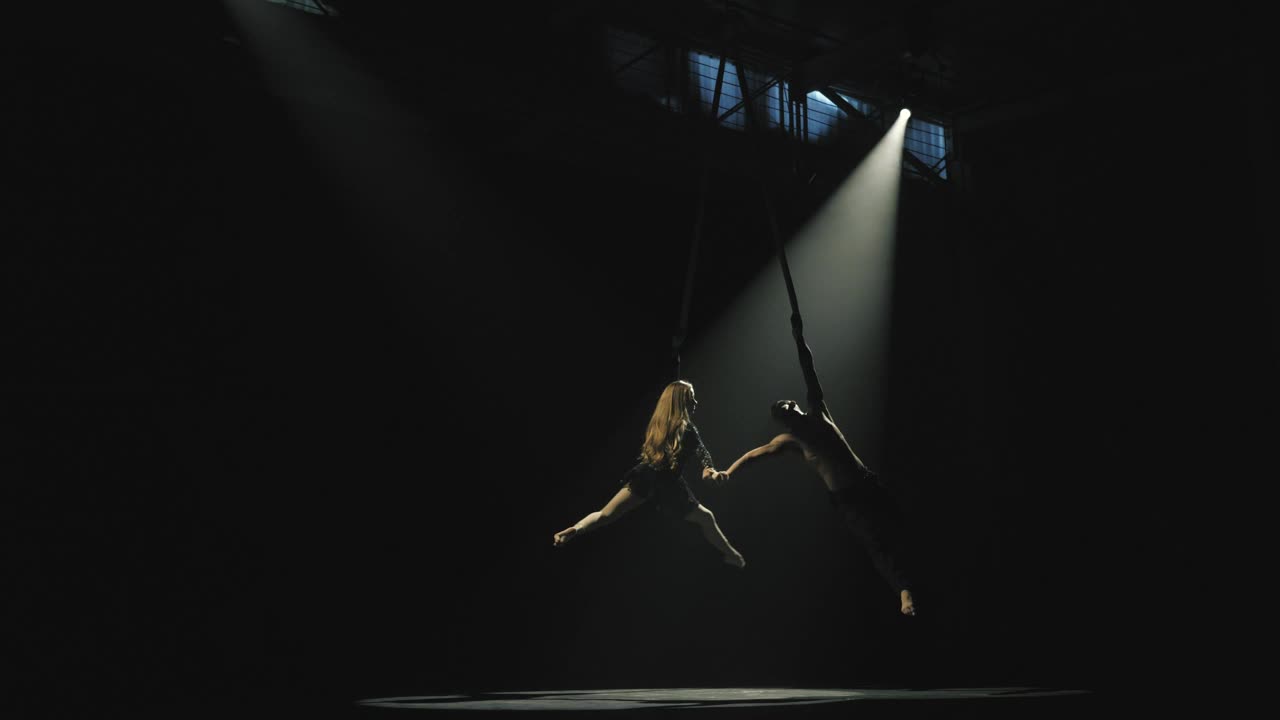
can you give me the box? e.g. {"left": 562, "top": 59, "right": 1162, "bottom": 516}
{"left": 639, "top": 381, "right": 695, "bottom": 469}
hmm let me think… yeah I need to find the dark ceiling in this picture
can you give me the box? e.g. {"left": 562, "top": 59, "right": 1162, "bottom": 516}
{"left": 283, "top": 0, "right": 1259, "bottom": 161}
{"left": 605, "top": 0, "right": 1257, "bottom": 126}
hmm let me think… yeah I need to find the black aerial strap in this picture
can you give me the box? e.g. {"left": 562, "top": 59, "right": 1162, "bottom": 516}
{"left": 671, "top": 165, "right": 710, "bottom": 381}
{"left": 761, "top": 180, "right": 804, "bottom": 333}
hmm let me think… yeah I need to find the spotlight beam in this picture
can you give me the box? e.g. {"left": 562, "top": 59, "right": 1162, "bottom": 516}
{"left": 817, "top": 87, "right": 946, "bottom": 187}
{"left": 683, "top": 115, "right": 910, "bottom": 470}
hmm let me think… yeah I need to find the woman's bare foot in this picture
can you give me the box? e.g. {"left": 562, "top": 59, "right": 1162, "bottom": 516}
{"left": 553, "top": 527, "right": 578, "bottom": 546}
{"left": 900, "top": 589, "right": 916, "bottom": 616}
{"left": 723, "top": 551, "right": 746, "bottom": 569}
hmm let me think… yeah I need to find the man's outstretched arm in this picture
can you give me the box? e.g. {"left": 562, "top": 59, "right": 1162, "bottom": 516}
{"left": 718, "top": 434, "right": 800, "bottom": 483}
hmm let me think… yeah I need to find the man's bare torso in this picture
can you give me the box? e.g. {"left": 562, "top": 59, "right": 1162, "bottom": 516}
{"left": 786, "top": 409, "right": 872, "bottom": 493}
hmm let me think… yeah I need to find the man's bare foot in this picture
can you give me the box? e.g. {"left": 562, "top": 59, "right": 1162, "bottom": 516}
{"left": 900, "top": 589, "right": 916, "bottom": 616}
{"left": 723, "top": 551, "right": 746, "bottom": 569}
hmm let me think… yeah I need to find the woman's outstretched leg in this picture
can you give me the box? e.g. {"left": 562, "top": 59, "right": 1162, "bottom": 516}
{"left": 684, "top": 504, "right": 745, "bottom": 568}
{"left": 553, "top": 486, "right": 645, "bottom": 546}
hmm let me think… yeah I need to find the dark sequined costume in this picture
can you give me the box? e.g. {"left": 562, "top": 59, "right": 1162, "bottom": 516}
{"left": 621, "top": 423, "right": 713, "bottom": 518}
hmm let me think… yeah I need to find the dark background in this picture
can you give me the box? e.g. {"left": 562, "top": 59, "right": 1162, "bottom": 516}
{"left": 6, "top": 1, "right": 1269, "bottom": 713}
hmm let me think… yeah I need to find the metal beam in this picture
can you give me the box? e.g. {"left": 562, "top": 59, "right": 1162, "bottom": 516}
{"left": 716, "top": 67, "right": 783, "bottom": 125}
{"left": 729, "top": 59, "right": 759, "bottom": 129}
{"left": 710, "top": 55, "right": 727, "bottom": 121}
{"left": 613, "top": 42, "right": 661, "bottom": 76}
{"left": 717, "top": 76, "right": 778, "bottom": 123}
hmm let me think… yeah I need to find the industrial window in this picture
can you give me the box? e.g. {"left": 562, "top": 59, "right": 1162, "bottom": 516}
{"left": 689, "top": 52, "right": 748, "bottom": 130}
{"left": 805, "top": 90, "right": 876, "bottom": 141}
{"left": 904, "top": 116, "right": 949, "bottom": 179}
{"left": 607, "top": 28, "right": 949, "bottom": 179}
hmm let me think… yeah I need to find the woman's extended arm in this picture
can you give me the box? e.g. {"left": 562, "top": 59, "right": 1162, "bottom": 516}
{"left": 690, "top": 423, "right": 729, "bottom": 484}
